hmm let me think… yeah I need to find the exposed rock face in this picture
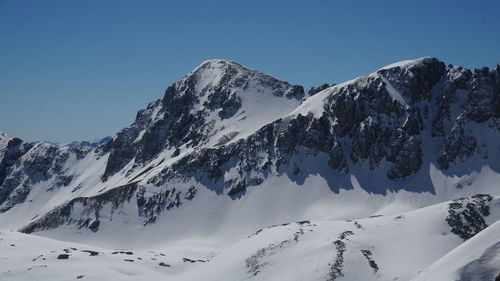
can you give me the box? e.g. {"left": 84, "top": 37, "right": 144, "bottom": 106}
{"left": 19, "top": 180, "right": 201, "bottom": 233}
{"left": 0, "top": 137, "right": 31, "bottom": 202}
{"left": 67, "top": 137, "right": 112, "bottom": 148}
{"left": 108, "top": 58, "right": 495, "bottom": 189}
{"left": 134, "top": 58, "right": 499, "bottom": 202}
{"left": 378, "top": 57, "right": 446, "bottom": 103}
{"left": 307, "top": 83, "right": 335, "bottom": 96}
{"left": 0, "top": 135, "right": 91, "bottom": 212}
{"left": 101, "top": 60, "right": 305, "bottom": 180}
{"left": 20, "top": 183, "right": 138, "bottom": 233}
{"left": 148, "top": 57, "right": 478, "bottom": 190}
{"left": 148, "top": 112, "right": 351, "bottom": 196}
{"left": 0, "top": 57, "right": 499, "bottom": 233}
{"left": 446, "top": 194, "right": 493, "bottom": 240}
{"left": 437, "top": 64, "right": 500, "bottom": 168}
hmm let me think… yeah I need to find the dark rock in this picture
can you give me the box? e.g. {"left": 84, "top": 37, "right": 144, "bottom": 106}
{"left": 446, "top": 194, "right": 492, "bottom": 240}
{"left": 88, "top": 220, "right": 100, "bottom": 231}
{"left": 361, "top": 249, "right": 379, "bottom": 273}
{"left": 226, "top": 179, "right": 246, "bottom": 196}
{"left": 112, "top": 251, "right": 133, "bottom": 255}
{"left": 438, "top": 119, "right": 477, "bottom": 169}
{"left": 81, "top": 250, "right": 99, "bottom": 256}
{"left": 20, "top": 183, "right": 137, "bottom": 233}
{"left": 378, "top": 57, "right": 446, "bottom": 103}
{"left": 307, "top": 83, "right": 335, "bottom": 96}
{"left": 286, "top": 85, "right": 305, "bottom": 98}
{"left": 57, "top": 254, "right": 70, "bottom": 260}
{"left": 184, "top": 186, "right": 197, "bottom": 200}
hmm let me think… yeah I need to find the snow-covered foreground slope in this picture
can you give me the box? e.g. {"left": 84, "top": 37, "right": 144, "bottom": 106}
{"left": 179, "top": 195, "right": 500, "bottom": 281}
{"left": 0, "top": 230, "right": 208, "bottom": 281}
{"left": 1, "top": 195, "right": 499, "bottom": 281}
{"left": 412, "top": 220, "right": 500, "bottom": 281}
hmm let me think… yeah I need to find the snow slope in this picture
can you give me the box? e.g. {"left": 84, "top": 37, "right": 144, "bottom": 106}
{"left": 412, "top": 220, "right": 500, "bottom": 281}
{"left": 0, "top": 230, "right": 205, "bottom": 281}
{"left": 178, "top": 195, "right": 500, "bottom": 281}
{"left": 1, "top": 195, "right": 499, "bottom": 281}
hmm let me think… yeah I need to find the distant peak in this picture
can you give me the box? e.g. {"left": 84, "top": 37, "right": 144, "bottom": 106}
{"left": 66, "top": 136, "right": 113, "bottom": 148}
{"left": 0, "top": 132, "right": 12, "bottom": 141}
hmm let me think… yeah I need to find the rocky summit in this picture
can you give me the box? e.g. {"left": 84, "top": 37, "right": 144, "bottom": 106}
{"left": 1, "top": 58, "right": 499, "bottom": 281}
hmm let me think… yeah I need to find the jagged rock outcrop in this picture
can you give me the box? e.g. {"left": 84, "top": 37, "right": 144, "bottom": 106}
{"left": 0, "top": 135, "right": 91, "bottom": 212}
{"left": 446, "top": 194, "right": 493, "bottom": 240}
{"left": 437, "top": 64, "right": 500, "bottom": 168}
{"left": 101, "top": 60, "right": 305, "bottom": 180}
{"left": 67, "top": 137, "right": 112, "bottom": 148}
{"left": 20, "top": 181, "right": 198, "bottom": 233}
{"left": 307, "top": 83, "right": 335, "bottom": 96}
{"left": 149, "top": 57, "right": 459, "bottom": 192}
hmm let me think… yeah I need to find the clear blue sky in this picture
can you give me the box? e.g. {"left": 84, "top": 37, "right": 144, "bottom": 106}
{"left": 1, "top": 0, "right": 499, "bottom": 143}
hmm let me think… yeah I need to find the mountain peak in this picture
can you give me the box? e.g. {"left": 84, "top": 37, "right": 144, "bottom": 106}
{"left": 103, "top": 58, "right": 305, "bottom": 179}
{"left": 169, "top": 59, "right": 304, "bottom": 103}
{"left": 183, "top": 59, "right": 304, "bottom": 98}
{"left": 188, "top": 59, "right": 253, "bottom": 80}
{"left": 378, "top": 56, "right": 441, "bottom": 71}
{"left": 198, "top": 58, "right": 242, "bottom": 67}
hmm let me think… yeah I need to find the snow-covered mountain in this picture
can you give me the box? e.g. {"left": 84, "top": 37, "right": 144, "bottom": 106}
{"left": 0, "top": 58, "right": 499, "bottom": 280}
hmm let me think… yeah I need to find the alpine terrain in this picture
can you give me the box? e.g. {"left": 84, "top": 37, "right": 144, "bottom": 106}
{"left": 0, "top": 57, "right": 499, "bottom": 281}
